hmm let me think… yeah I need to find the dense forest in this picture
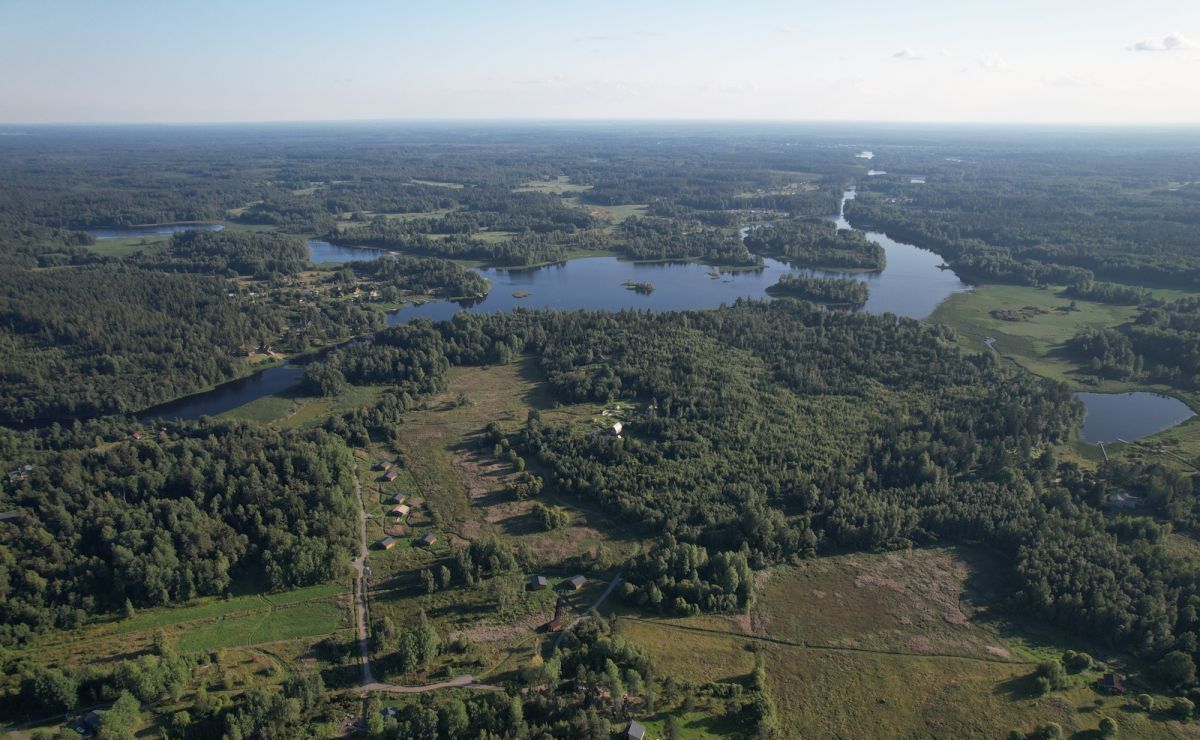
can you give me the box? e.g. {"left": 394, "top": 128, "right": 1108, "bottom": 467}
{"left": 0, "top": 225, "right": 488, "bottom": 425}
{"left": 5, "top": 125, "right": 1200, "bottom": 734}
{"left": 136, "top": 231, "right": 311, "bottom": 279}
{"left": 297, "top": 299, "right": 1200, "bottom": 686}
{"left": 0, "top": 421, "right": 358, "bottom": 642}
{"left": 766, "top": 273, "right": 869, "bottom": 306}
{"left": 0, "top": 265, "right": 281, "bottom": 424}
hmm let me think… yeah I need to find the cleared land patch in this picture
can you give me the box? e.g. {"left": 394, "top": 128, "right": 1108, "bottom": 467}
{"left": 754, "top": 548, "right": 1015, "bottom": 661}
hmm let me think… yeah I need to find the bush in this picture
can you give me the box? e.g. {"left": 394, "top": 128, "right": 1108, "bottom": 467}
{"left": 1173, "top": 696, "right": 1195, "bottom": 719}
{"left": 1036, "top": 660, "right": 1067, "bottom": 690}
{"left": 1034, "top": 722, "right": 1063, "bottom": 740}
{"left": 1033, "top": 676, "right": 1052, "bottom": 697}
{"left": 1062, "top": 649, "right": 1093, "bottom": 672}
{"left": 1135, "top": 693, "right": 1154, "bottom": 712}
{"left": 1098, "top": 717, "right": 1118, "bottom": 738}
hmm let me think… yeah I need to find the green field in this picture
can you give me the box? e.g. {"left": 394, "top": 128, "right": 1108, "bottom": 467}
{"left": 177, "top": 599, "right": 347, "bottom": 653}
{"left": 930, "top": 284, "right": 1139, "bottom": 381}
{"left": 930, "top": 283, "right": 1200, "bottom": 468}
{"left": 619, "top": 548, "right": 1191, "bottom": 739}
{"left": 514, "top": 177, "right": 593, "bottom": 194}
{"left": 222, "top": 385, "right": 387, "bottom": 427}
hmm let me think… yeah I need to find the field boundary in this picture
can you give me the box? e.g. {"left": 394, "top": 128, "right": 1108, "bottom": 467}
{"left": 621, "top": 616, "right": 1037, "bottom": 666}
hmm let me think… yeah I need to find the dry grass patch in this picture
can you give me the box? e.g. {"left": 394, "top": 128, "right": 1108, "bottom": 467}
{"left": 617, "top": 618, "right": 757, "bottom": 685}
{"left": 755, "top": 548, "right": 1016, "bottom": 661}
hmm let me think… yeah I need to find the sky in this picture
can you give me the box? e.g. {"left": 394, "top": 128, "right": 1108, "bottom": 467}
{"left": 1, "top": 0, "right": 1199, "bottom": 124}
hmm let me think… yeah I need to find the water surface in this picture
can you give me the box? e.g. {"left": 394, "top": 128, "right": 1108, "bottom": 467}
{"left": 390, "top": 189, "right": 969, "bottom": 324}
{"left": 308, "top": 239, "right": 389, "bottom": 263}
{"left": 1075, "top": 392, "right": 1194, "bottom": 443}
{"left": 90, "top": 223, "right": 224, "bottom": 240}
{"left": 146, "top": 188, "right": 970, "bottom": 419}
{"left": 138, "top": 364, "right": 302, "bottom": 422}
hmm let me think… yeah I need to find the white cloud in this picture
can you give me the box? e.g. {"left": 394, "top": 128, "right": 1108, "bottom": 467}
{"left": 1128, "top": 32, "right": 1196, "bottom": 52}
{"left": 893, "top": 48, "right": 924, "bottom": 61}
{"left": 777, "top": 24, "right": 802, "bottom": 34}
{"left": 939, "top": 49, "right": 955, "bottom": 58}
{"left": 976, "top": 52, "right": 1008, "bottom": 71}
{"left": 1043, "top": 74, "right": 1089, "bottom": 87}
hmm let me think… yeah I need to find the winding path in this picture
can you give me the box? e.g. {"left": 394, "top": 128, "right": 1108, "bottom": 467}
{"left": 350, "top": 473, "right": 499, "bottom": 694}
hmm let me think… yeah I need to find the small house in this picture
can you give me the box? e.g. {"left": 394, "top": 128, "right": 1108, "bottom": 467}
{"left": 390, "top": 504, "right": 411, "bottom": 517}
{"left": 1098, "top": 672, "right": 1127, "bottom": 695}
{"left": 611, "top": 422, "right": 623, "bottom": 436}
{"left": 420, "top": 533, "right": 438, "bottom": 547}
{"left": 384, "top": 470, "right": 399, "bottom": 482}
{"left": 625, "top": 720, "right": 647, "bottom": 740}
{"left": 376, "top": 537, "right": 397, "bottom": 551}
{"left": 131, "top": 431, "right": 142, "bottom": 441}
{"left": 530, "top": 575, "right": 549, "bottom": 590}
{"left": 564, "top": 575, "right": 587, "bottom": 590}
{"left": 390, "top": 493, "right": 408, "bottom": 505}
{"left": 545, "top": 618, "right": 562, "bottom": 633}
{"left": 380, "top": 706, "right": 398, "bottom": 719}
{"left": 376, "top": 460, "right": 394, "bottom": 472}
{"left": 78, "top": 711, "right": 103, "bottom": 735}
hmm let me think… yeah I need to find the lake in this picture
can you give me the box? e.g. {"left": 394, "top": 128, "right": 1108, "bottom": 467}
{"left": 89, "top": 223, "right": 224, "bottom": 240}
{"left": 1075, "top": 392, "right": 1195, "bottom": 443}
{"left": 387, "top": 189, "right": 970, "bottom": 324}
{"left": 141, "top": 191, "right": 968, "bottom": 421}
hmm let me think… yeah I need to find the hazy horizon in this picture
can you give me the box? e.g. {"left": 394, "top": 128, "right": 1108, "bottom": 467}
{"left": 2, "top": 0, "right": 1199, "bottom": 125}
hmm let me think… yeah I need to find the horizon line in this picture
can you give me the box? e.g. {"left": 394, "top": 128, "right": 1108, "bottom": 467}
{"left": 3, "top": 117, "right": 1200, "bottom": 129}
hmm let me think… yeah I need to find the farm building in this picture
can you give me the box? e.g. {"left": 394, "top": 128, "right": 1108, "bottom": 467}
{"left": 376, "top": 537, "right": 397, "bottom": 550}
{"left": 530, "top": 575, "right": 549, "bottom": 590}
{"left": 1098, "top": 672, "right": 1127, "bottom": 695}
{"left": 376, "top": 460, "right": 393, "bottom": 471}
{"left": 390, "top": 504, "right": 411, "bottom": 517}
{"left": 564, "top": 575, "right": 587, "bottom": 590}
{"left": 77, "top": 711, "right": 103, "bottom": 735}
{"left": 625, "top": 720, "right": 647, "bottom": 740}
{"left": 384, "top": 470, "right": 399, "bottom": 482}
{"left": 420, "top": 533, "right": 438, "bottom": 547}
{"left": 389, "top": 493, "right": 408, "bottom": 505}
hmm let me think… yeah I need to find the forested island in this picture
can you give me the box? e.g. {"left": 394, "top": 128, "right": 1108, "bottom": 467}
{"left": 3, "top": 124, "right": 1200, "bottom": 739}
{"left": 766, "top": 273, "right": 869, "bottom": 306}
{"left": 743, "top": 217, "right": 885, "bottom": 271}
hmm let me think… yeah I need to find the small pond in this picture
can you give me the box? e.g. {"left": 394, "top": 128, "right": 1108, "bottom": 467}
{"left": 308, "top": 239, "right": 390, "bottom": 263}
{"left": 1075, "top": 392, "right": 1195, "bottom": 443}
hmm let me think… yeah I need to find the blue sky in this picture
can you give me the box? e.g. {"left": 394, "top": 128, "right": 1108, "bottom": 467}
{"left": 1, "top": 0, "right": 1198, "bottom": 123}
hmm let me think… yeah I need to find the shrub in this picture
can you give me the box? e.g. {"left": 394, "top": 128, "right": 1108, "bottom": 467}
{"left": 1098, "top": 717, "right": 1118, "bottom": 738}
